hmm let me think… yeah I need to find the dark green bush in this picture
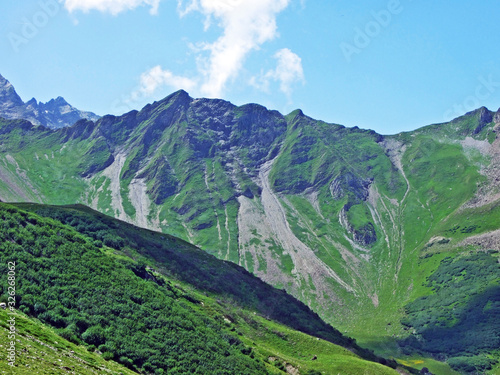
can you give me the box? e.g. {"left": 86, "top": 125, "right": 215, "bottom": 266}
{"left": 399, "top": 252, "right": 500, "bottom": 366}
{"left": 448, "top": 355, "right": 498, "bottom": 373}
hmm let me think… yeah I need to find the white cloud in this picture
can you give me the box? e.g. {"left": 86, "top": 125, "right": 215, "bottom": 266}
{"left": 178, "top": 0, "right": 291, "bottom": 97}
{"left": 64, "top": 0, "right": 302, "bottom": 102}
{"left": 111, "top": 65, "right": 196, "bottom": 114}
{"left": 272, "top": 48, "right": 305, "bottom": 96}
{"left": 133, "top": 65, "right": 196, "bottom": 100}
{"left": 251, "top": 48, "right": 304, "bottom": 97}
{"left": 63, "top": 0, "right": 161, "bottom": 15}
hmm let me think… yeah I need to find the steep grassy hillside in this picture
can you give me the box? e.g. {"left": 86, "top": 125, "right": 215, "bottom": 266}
{"left": 0, "top": 307, "right": 137, "bottom": 374}
{"left": 0, "top": 92, "right": 499, "bottom": 373}
{"left": 0, "top": 203, "right": 401, "bottom": 374}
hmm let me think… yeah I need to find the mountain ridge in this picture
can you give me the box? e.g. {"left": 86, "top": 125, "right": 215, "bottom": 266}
{"left": 0, "top": 73, "right": 100, "bottom": 129}
{"left": 0, "top": 87, "right": 499, "bottom": 374}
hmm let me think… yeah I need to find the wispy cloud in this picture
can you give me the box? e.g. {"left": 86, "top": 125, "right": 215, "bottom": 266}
{"left": 63, "top": 0, "right": 161, "bottom": 15}
{"left": 273, "top": 48, "right": 305, "bottom": 96}
{"left": 177, "top": 0, "right": 290, "bottom": 97}
{"left": 134, "top": 65, "right": 196, "bottom": 98}
{"left": 250, "top": 48, "right": 304, "bottom": 98}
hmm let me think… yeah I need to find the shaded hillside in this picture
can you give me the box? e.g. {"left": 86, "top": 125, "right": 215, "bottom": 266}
{"left": 399, "top": 251, "right": 500, "bottom": 374}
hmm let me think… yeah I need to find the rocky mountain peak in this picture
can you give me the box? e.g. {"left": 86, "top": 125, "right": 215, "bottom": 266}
{"left": 49, "top": 96, "right": 70, "bottom": 106}
{"left": 479, "top": 106, "right": 493, "bottom": 123}
{"left": 0, "top": 73, "right": 24, "bottom": 109}
{"left": 0, "top": 73, "right": 100, "bottom": 128}
{"left": 161, "top": 89, "right": 192, "bottom": 106}
{"left": 288, "top": 109, "right": 305, "bottom": 118}
{"left": 25, "top": 97, "right": 38, "bottom": 106}
{"left": 494, "top": 108, "right": 500, "bottom": 124}
{"left": 472, "top": 106, "right": 494, "bottom": 134}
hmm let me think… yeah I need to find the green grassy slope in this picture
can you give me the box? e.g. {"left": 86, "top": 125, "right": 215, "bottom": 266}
{"left": 0, "top": 202, "right": 401, "bottom": 374}
{"left": 0, "top": 308, "right": 137, "bottom": 374}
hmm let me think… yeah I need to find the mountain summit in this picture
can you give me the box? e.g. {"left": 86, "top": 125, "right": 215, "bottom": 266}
{"left": 0, "top": 73, "right": 100, "bottom": 129}
{"left": 0, "top": 74, "right": 24, "bottom": 109}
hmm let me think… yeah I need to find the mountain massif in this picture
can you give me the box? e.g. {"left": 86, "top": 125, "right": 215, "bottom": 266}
{"left": 0, "top": 74, "right": 99, "bottom": 129}
{"left": 0, "top": 84, "right": 499, "bottom": 374}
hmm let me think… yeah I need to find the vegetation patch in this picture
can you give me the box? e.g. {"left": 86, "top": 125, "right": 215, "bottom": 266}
{"left": 399, "top": 252, "right": 500, "bottom": 373}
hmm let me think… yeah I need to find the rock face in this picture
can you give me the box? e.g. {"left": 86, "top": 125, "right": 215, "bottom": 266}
{"left": 0, "top": 73, "right": 99, "bottom": 129}
{"left": 0, "top": 74, "right": 24, "bottom": 110}
{"left": 473, "top": 106, "right": 494, "bottom": 134}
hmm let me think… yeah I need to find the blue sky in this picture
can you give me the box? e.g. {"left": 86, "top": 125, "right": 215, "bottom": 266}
{"left": 2, "top": 0, "right": 500, "bottom": 134}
